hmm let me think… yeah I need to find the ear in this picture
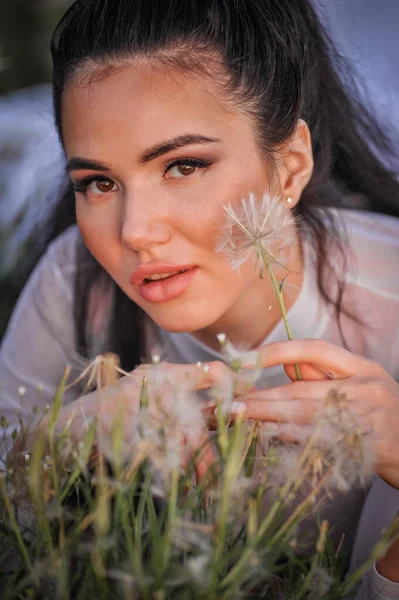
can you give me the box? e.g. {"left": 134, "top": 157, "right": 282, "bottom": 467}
{"left": 276, "top": 119, "right": 314, "bottom": 207}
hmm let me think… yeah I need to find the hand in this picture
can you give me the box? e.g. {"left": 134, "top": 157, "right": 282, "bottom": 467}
{"left": 234, "top": 339, "right": 399, "bottom": 489}
{"left": 37, "top": 360, "right": 235, "bottom": 485}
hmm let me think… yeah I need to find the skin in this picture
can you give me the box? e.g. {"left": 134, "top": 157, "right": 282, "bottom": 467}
{"left": 59, "top": 61, "right": 399, "bottom": 578}
{"left": 63, "top": 62, "right": 312, "bottom": 351}
{"left": 376, "top": 521, "right": 399, "bottom": 582}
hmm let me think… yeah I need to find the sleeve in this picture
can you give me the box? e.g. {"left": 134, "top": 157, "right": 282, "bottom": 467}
{"left": 0, "top": 227, "right": 85, "bottom": 459}
{"left": 354, "top": 567, "right": 399, "bottom": 600}
{"left": 349, "top": 478, "right": 399, "bottom": 600}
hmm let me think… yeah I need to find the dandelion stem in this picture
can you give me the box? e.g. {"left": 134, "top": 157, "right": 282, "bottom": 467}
{"left": 221, "top": 426, "right": 324, "bottom": 589}
{"left": 298, "top": 520, "right": 329, "bottom": 598}
{"left": 260, "top": 248, "right": 302, "bottom": 380}
{"left": 0, "top": 474, "right": 32, "bottom": 572}
{"left": 162, "top": 467, "right": 179, "bottom": 575}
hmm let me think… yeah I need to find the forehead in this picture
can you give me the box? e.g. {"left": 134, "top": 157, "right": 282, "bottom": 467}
{"left": 62, "top": 63, "right": 255, "bottom": 157}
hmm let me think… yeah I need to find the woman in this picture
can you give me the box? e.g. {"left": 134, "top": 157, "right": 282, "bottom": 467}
{"left": 1, "top": 0, "right": 399, "bottom": 596}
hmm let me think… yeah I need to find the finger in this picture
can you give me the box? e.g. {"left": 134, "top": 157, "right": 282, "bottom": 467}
{"left": 173, "top": 360, "right": 255, "bottom": 403}
{"left": 237, "top": 397, "right": 321, "bottom": 425}
{"left": 284, "top": 363, "right": 334, "bottom": 381}
{"left": 147, "top": 361, "right": 233, "bottom": 395}
{"left": 240, "top": 379, "right": 344, "bottom": 404}
{"left": 255, "top": 339, "right": 374, "bottom": 379}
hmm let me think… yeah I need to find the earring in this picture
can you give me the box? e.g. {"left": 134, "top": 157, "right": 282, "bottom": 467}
{"left": 286, "top": 197, "right": 293, "bottom": 204}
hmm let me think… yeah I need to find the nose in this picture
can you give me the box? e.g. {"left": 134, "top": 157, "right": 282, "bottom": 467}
{"left": 121, "top": 193, "right": 171, "bottom": 251}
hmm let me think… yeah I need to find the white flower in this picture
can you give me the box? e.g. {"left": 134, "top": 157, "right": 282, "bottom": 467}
{"left": 151, "top": 353, "right": 161, "bottom": 364}
{"left": 18, "top": 386, "right": 26, "bottom": 398}
{"left": 221, "top": 338, "right": 262, "bottom": 393}
{"left": 186, "top": 554, "right": 210, "bottom": 585}
{"left": 216, "top": 332, "right": 227, "bottom": 346}
{"left": 308, "top": 566, "right": 335, "bottom": 599}
{"left": 216, "top": 192, "right": 296, "bottom": 273}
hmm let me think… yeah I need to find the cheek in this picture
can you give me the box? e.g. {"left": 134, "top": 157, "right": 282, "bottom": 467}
{"left": 178, "top": 190, "right": 231, "bottom": 250}
{"left": 182, "top": 164, "right": 267, "bottom": 250}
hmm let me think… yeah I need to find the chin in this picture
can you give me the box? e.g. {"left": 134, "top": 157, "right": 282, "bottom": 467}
{"left": 148, "top": 308, "right": 219, "bottom": 335}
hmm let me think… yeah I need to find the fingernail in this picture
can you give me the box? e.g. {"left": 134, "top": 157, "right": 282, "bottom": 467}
{"left": 231, "top": 401, "right": 247, "bottom": 415}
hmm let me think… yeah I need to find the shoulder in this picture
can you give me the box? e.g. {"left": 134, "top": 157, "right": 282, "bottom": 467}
{"left": 0, "top": 226, "right": 87, "bottom": 411}
{"left": 327, "top": 208, "right": 399, "bottom": 298}
{"left": 31, "top": 225, "right": 89, "bottom": 301}
{"left": 339, "top": 208, "right": 399, "bottom": 248}
{"left": 8, "top": 225, "right": 84, "bottom": 343}
{"left": 44, "top": 224, "right": 83, "bottom": 276}
{"left": 7, "top": 226, "right": 81, "bottom": 336}
{"left": 323, "top": 209, "right": 399, "bottom": 376}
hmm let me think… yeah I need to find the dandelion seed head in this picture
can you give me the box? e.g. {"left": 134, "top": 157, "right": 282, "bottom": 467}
{"left": 216, "top": 192, "right": 296, "bottom": 273}
{"left": 308, "top": 567, "right": 334, "bottom": 599}
{"left": 186, "top": 554, "right": 210, "bottom": 585}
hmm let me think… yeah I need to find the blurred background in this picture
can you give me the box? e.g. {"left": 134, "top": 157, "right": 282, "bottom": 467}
{"left": 0, "top": 0, "right": 398, "bottom": 338}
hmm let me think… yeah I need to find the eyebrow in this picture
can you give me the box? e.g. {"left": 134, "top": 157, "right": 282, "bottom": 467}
{"left": 140, "top": 134, "right": 221, "bottom": 163}
{"left": 66, "top": 134, "right": 220, "bottom": 173}
{"left": 66, "top": 158, "right": 109, "bottom": 173}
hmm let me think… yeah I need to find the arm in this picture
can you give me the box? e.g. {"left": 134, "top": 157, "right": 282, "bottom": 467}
{"left": 0, "top": 228, "right": 83, "bottom": 461}
{"left": 376, "top": 535, "right": 399, "bottom": 583}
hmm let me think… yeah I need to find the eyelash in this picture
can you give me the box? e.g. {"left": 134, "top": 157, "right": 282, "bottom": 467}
{"left": 71, "top": 158, "right": 212, "bottom": 194}
{"left": 72, "top": 175, "right": 109, "bottom": 194}
{"left": 163, "top": 157, "right": 212, "bottom": 175}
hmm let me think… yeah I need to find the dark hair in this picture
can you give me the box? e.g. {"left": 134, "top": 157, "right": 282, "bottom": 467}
{"left": 47, "top": 0, "right": 399, "bottom": 370}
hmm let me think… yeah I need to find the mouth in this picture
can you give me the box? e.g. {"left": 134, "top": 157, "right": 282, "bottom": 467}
{"left": 133, "top": 266, "right": 199, "bottom": 303}
{"left": 143, "top": 269, "right": 189, "bottom": 283}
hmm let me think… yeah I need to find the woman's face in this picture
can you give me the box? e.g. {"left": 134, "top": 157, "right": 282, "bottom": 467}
{"left": 62, "top": 63, "right": 295, "bottom": 338}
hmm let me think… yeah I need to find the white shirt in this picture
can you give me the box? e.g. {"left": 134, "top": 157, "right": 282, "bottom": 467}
{"left": 1, "top": 208, "right": 399, "bottom": 598}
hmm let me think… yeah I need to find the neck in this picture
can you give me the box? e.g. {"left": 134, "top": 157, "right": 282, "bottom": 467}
{"left": 192, "top": 237, "right": 304, "bottom": 353}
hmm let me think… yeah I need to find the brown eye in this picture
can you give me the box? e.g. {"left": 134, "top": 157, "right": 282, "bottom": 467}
{"left": 94, "top": 179, "right": 115, "bottom": 193}
{"left": 164, "top": 158, "right": 210, "bottom": 179}
{"left": 85, "top": 178, "right": 117, "bottom": 194}
{"left": 177, "top": 164, "right": 196, "bottom": 176}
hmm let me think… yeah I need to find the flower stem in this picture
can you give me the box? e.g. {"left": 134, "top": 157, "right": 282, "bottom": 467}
{"left": 0, "top": 473, "right": 32, "bottom": 572}
{"left": 260, "top": 248, "right": 302, "bottom": 381}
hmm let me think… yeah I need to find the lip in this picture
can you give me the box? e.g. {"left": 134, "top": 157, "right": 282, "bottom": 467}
{"left": 130, "top": 262, "right": 199, "bottom": 303}
{"left": 130, "top": 262, "right": 197, "bottom": 285}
